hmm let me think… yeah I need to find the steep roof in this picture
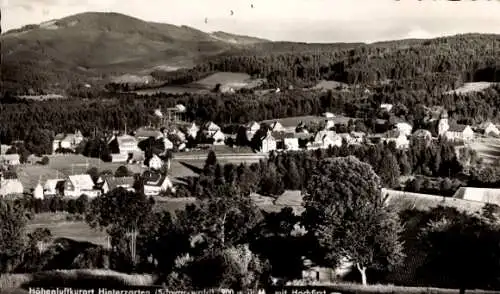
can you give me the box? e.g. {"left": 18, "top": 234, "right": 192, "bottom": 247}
{"left": 116, "top": 135, "right": 138, "bottom": 144}
{"left": 0, "top": 179, "right": 24, "bottom": 196}
{"left": 135, "top": 127, "right": 163, "bottom": 139}
{"left": 44, "top": 179, "right": 65, "bottom": 191}
{"left": 103, "top": 176, "right": 135, "bottom": 190}
{"left": 68, "top": 174, "right": 95, "bottom": 190}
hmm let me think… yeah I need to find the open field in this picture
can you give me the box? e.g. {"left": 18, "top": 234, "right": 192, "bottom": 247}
{"left": 444, "top": 82, "right": 497, "bottom": 95}
{"left": 468, "top": 137, "right": 500, "bottom": 163}
{"left": 135, "top": 72, "right": 265, "bottom": 95}
{"left": 27, "top": 212, "right": 108, "bottom": 247}
{"left": 313, "top": 80, "right": 349, "bottom": 91}
{"left": 17, "top": 94, "right": 67, "bottom": 101}
{"left": 16, "top": 165, "right": 64, "bottom": 192}
{"left": 46, "top": 154, "right": 145, "bottom": 175}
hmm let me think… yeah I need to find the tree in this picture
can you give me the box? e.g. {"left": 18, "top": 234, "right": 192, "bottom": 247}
{"left": 379, "top": 151, "right": 401, "bottom": 188}
{"left": 115, "top": 165, "right": 131, "bottom": 178}
{"left": 204, "top": 150, "right": 218, "bottom": 176}
{"left": 86, "top": 188, "right": 155, "bottom": 269}
{"left": 40, "top": 156, "right": 50, "bottom": 165}
{"left": 0, "top": 199, "right": 29, "bottom": 273}
{"left": 302, "top": 156, "right": 405, "bottom": 285}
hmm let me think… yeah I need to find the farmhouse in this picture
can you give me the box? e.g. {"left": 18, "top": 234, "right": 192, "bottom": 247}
{"left": 0, "top": 154, "right": 20, "bottom": 166}
{"left": 444, "top": 125, "right": 474, "bottom": 142}
{"left": 477, "top": 122, "right": 500, "bottom": 137}
{"left": 202, "top": 121, "right": 221, "bottom": 137}
{"left": 284, "top": 137, "right": 300, "bottom": 151}
{"left": 308, "top": 130, "right": 342, "bottom": 150}
{"left": 0, "top": 173, "right": 24, "bottom": 197}
{"left": 210, "top": 130, "right": 226, "bottom": 145}
{"left": 33, "top": 182, "right": 44, "bottom": 199}
{"left": 62, "top": 174, "right": 101, "bottom": 198}
{"left": 323, "top": 112, "right": 335, "bottom": 118}
{"left": 148, "top": 154, "right": 163, "bottom": 170}
{"left": 383, "top": 130, "right": 409, "bottom": 149}
{"left": 259, "top": 132, "right": 277, "bottom": 153}
{"left": 142, "top": 171, "right": 175, "bottom": 196}
{"left": 52, "top": 130, "right": 84, "bottom": 153}
{"left": 108, "top": 134, "right": 144, "bottom": 163}
{"left": 43, "top": 179, "right": 65, "bottom": 197}
{"left": 100, "top": 176, "right": 135, "bottom": 194}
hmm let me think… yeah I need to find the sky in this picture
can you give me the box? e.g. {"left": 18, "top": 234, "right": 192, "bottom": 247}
{"left": 2, "top": 0, "right": 500, "bottom": 43}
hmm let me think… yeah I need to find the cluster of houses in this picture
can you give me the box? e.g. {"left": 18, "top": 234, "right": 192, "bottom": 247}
{"left": 0, "top": 170, "right": 175, "bottom": 200}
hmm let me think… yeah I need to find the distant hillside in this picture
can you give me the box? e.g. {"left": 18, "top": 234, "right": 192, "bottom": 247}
{"left": 0, "top": 12, "right": 270, "bottom": 94}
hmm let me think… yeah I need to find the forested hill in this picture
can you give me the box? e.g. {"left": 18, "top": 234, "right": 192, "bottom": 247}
{"left": 2, "top": 10, "right": 499, "bottom": 95}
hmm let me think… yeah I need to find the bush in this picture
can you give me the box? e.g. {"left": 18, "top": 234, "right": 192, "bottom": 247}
{"left": 40, "top": 156, "right": 50, "bottom": 165}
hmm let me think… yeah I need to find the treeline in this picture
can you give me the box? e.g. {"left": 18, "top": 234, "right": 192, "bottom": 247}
{"left": 182, "top": 139, "right": 463, "bottom": 198}
{"left": 3, "top": 84, "right": 500, "bottom": 145}
{"left": 155, "top": 34, "right": 500, "bottom": 89}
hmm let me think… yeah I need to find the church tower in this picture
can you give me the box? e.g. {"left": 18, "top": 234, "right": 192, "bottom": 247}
{"left": 438, "top": 110, "right": 449, "bottom": 136}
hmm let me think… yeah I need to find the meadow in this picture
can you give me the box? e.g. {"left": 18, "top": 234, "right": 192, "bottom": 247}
{"left": 468, "top": 137, "right": 500, "bottom": 164}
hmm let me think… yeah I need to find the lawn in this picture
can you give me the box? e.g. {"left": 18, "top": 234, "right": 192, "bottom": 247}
{"left": 468, "top": 137, "right": 500, "bottom": 163}
{"left": 192, "top": 72, "right": 264, "bottom": 90}
{"left": 46, "top": 154, "right": 145, "bottom": 175}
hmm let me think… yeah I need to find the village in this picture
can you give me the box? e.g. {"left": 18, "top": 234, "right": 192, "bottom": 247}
{"left": 1, "top": 102, "right": 500, "bottom": 205}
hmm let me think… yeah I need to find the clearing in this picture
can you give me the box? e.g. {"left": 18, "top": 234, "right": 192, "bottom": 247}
{"left": 444, "top": 82, "right": 497, "bottom": 95}
{"left": 191, "top": 72, "right": 265, "bottom": 90}
{"left": 468, "top": 137, "right": 500, "bottom": 164}
{"left": 312, "top": 80, "right": 349, "bottom": 91}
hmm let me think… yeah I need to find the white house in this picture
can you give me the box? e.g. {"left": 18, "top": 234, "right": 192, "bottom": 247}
{"left": 211, "top": 130, "right": 226, "bottom": 145}
{"left": 350, "top": 132, "right": 365, "bottom": 144}
{"left": 384, "top": 130, "right": 410, "bottom": 149}
{"left": 444, "top": 125, "right": 474, "bottom": 142}
{"left": 53, "top": 130, "right": 84, "bottom": 153}
{"left": 324, "top": 119, "right": 335, "bottom": 130}
{"left": 143, "top": 171, "right": 175, "bottom": 196}
{"left": 33, "top": 183, "right": 44, "bottom": 199}
{"left": 163, "top": 137, "right": 174, "bottom": 150}
{"left": 394, "top": 122, "right": 413, "bottom": 137}
{"left": 148, "top": 154, "right": 163, "bottom": 170}
{"left": 0, "top": 173, "right": 24, "bottom": 197}
{"left": 109, "top": 135, "right": 140, "bottom": 155}
{"left": 260, "top": 132, "right": 277, "bottom": 153}
{"left": 63, "top": 174, "right": 101, "bottom": 198}
{"left": 284, "top": 137, "right": 300, "bottom": 151}
{"left": 380, "top": 103, "right": 393, "bottom": 112}
{"left": 438, "top": 111, "right": 450, "bottom": 136}
{"left": 308, "top": 130, "right": 342, "bottom": 150}
{"left": 323, "top": 112, "right": 335, "bottom": 118}
{"left": 0, "top": 154, "right": 20, "bottom": 166}
{"left": 43, "top": 179, "right": 65, "bottom": 197}
{"left": 202, "top": 122, "right": 221, "bottom": 137}
{"left": 478, "top": 122, "right": 500, "bottom": 137}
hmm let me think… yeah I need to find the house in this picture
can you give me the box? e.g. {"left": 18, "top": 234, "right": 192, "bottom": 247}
{"left": 477, "top": 122, "right": 500, "bottom": 137}
{"left": 350, "top": 132, "right": 365, "bottom": 144}
{"left": 211, "top": 130, "right": 226, "bottom": 145}
{"left": 100, "top": 176, "right": 135, "bottom": 194}
{"left": 109, "top": 135, "right": 140, "bottom": 154}
{"left": 301, "top": 257, "right": 353, "bottom": 283}
{"left": 143, "top": 171, "right": 175, "bottom": 196}
{"left": 202, "top": 122, "right": 221, "bottom": 137}
{"left": 186, "top": 122, "right": 200, "bottom": 139}
{"left": 33, "top": 182, "right": 44, "bottom": 199}
{"left": 43, "top": 179, "right": 65, "bottom": 197}
{"left": 0, "top": 154, "right": 20, "bottom": 166}
{"left": 453, "top": 187, "right": 500, "bottom": 206}
{"left": 380, "top": 103, "right": 393, "bottom": 112}
{"left": 444, "top": 125, "right": 474, "bottom": 142}
{"left": 383, "top": 130, "right": 409, "bottom": 149}
{"left": 284, "top": 137, "right": 300, "bottom": 151}
{"left": 270, "top": 121, "right": 285, "bottom": 133}
{"left": 63, "top": 174, "right": 101, "bottom": 198}
{"left": 135, "top": 127, "right": 163, "bottom": 142}
{"left": 308, "top": 130, "right": 342, "bottom": 150}
{"left": 53, "top": 130, "right": 84, "bottom": 153}
{"left": 0, "top": 173, "right": 24, "bottom": 197}
{"left": 323, "top": 112, "right": 335, "bottom": 118}
{"left": 148, "top": 154, "right": 163, "bottom": 170}
{"left": 259, "top": 132, "right": 277, "bottom": 153}
{"left": 438, "top": 111, "right": 450, "bottom": 136}
{"left": 394, "top": 122, "right": 413, "bottom": 137}
{"left": 412, "top": 129, "right": 433, "bottom": 146}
